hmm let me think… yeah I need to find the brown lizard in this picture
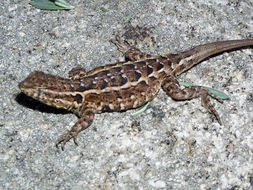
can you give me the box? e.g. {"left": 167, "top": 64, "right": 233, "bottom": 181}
{"left": 18, "top": 36, "right": 253, "bottom": 150}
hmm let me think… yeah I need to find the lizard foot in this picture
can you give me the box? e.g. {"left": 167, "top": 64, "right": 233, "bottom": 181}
{"left": 201, "top": 92, "right": 222, "bottom": 125}
{"left": 55, "top": 131, "right": 78, "bottom": 151}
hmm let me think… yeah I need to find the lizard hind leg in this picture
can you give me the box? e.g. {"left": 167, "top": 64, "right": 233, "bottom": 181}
{"left": 200, "top": 93, "right": 222, "bottom": 124}
{"left": 55, "top": 109, "right": 95, "bottom": 150}
{"left": 110, "top": 35, "right": 153, "bottom": 61}
{"left": 69, "top": 67, "right": 87, "bottom": 80}
{"left": 162, "top": 75, "right": 222, "bottom": 124}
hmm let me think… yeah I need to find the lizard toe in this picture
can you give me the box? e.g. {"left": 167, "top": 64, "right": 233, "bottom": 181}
{"left": 55, "top": 131, "right": 75, "bottom": 151}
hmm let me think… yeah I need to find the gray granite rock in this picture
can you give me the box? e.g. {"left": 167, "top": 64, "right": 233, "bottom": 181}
{"left": 1, "top": 0, "right": 253, "bottom": 189}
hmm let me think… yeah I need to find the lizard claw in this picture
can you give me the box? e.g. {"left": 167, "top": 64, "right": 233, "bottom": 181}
{"left": 73, "top": 135, "right": 78, "bottom": 146}
{"left": 55, "top": 131, "right": 78, "bottom": 151}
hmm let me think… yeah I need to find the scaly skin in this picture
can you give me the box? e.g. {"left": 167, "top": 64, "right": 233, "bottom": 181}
{"left": 19, "top": 36, "right": 253, "bottom": 150}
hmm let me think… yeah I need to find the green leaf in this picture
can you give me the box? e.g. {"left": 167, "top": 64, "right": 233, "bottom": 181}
{"left": 179, "top": 81, "right": 229, "bottom": 100}
{"left": 54, "top": 0, "right": 74, "bottom": 9}
{"left": 132, "top": 102, "right": 150, "bottom": 116}
{"left": 124, "top": 16, "right": 132, "bottom": 23}
{"left": 30, "top": 0, "right": 74, "bottom": 10}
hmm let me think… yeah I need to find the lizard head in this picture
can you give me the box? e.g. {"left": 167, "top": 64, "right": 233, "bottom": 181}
{"left": 19, "top": 71, "right": 60, "bottom": 96}
{"left": 18, "top": 71, "right": 81, "bottom": 110}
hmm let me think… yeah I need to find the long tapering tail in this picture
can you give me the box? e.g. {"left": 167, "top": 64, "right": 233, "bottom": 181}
{"left": 166, "top": 39, "right": 253, "bottom": 75}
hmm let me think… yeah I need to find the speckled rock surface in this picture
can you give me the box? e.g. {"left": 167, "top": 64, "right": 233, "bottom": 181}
{"left": 1, "top": 0, "right": 253, "bottom": 189}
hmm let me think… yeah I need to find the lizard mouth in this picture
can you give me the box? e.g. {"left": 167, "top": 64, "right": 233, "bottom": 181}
{"left": 18, "top": 79, "right": 32, "bottom": 91}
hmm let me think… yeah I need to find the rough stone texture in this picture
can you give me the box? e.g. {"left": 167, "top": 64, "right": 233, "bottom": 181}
{"left": 0, "top": 0, "right": 253, "bottom": 189}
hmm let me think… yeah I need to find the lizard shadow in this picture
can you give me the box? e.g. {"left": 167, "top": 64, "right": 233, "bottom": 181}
{"left": 16, "top": 93, "right": 70, "bottom": 115}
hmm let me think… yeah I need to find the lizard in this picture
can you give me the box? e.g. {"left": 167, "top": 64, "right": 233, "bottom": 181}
{"left": 18, "top": 36, "right": 253, "bottom": 150}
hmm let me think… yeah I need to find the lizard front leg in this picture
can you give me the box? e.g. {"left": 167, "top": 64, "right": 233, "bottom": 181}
{"left": 56, "top": 109, "right": 95, "bottom": 150}
{"left": 162, "top": 75, "right": 222, "bottom": 124}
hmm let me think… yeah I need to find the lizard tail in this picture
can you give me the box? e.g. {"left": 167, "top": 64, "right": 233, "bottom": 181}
{"left": 166, "top": 39, "right": 253, "bottom": 75}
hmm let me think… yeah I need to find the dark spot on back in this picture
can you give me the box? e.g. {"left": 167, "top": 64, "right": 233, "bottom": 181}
{"left": 136, "top": 61, "right": 146, "bottom": 67}
{"left": 76, "top": 85, "right": 88, "bottom": 92}
{"left": 147, "top": 65, "right": 153, "bottom": 75}
{"left": 99, "top": 70, "right": 110, "bottom": 76}
{"left": 100, "top": 79, "right": 107, "bottom": 90}
{"left": 37, "top": 88, "right": 42, "bottom": 97}
{"left": 101, "top": 105, "right": 112, "bottom": 112}
{"left": 120, "top": 88, "right": 132, "bottom": 97}
{"left": 111, "top": 77, "right": 116, "bottom": 83}
{"left": 120, "top": 75, "right": 128, "bottom": 86}
{"left": 129, "top": 92, "right": 135, "bottom": 97}
{"left": 170, "top": 54, "right": 181, "bottom": 64}
{"left": 70, "top": 84, "right": 75, "bottom": 92}
{"left": 113, "top": 67, "right": 122, "bottom": 73}
{"left": 187, "top": 59, "right": 194, "bottom": 65}
{"left": 166, "top": 59, "right": 172, "bottom": 67}
{"left": 73, "top": 94, "right": 83, "bottom": 103}
{"left": 139, "top": 80, "right": 148, "bottom": 87}
{"left": 114, "top": 90, "right": 123, "bottom": 99}
{"left": 91, "top": 73, "right": 98, "bottom": 79}
{"left": 146, "top": 54, "right": 152, "bottom": 58}
{"left": 179, "top": 64, "right": 186, "bottom": 71}
{"left": 157, "top": 62, "right": 164, "bottom": 71}
{"left": 85, "top": 93, "right": 100, "bottom": 102}
{"left": 134, "top": 71, "right": 142, "bottom": 81}
{"left": 149, "top": 76, "right": 157, "bottom": 81}
{"left": 124, "top": 63, "right": 135, "bottom": 70}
